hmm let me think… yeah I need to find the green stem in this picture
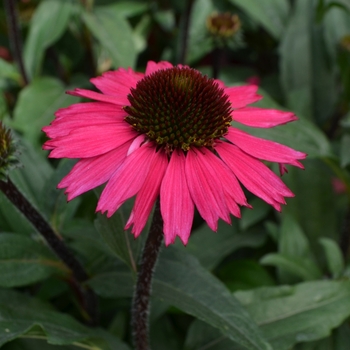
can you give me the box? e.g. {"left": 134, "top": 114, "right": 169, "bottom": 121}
{"left": 131, "top": 199, "right": 163, "bottom": 350}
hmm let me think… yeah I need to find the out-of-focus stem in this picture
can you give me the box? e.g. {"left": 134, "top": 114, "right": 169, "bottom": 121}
{"left": 175, "top": 0, "right": 195, "bottom": 65}
{"left": 4, "top": 0, "right": 29, "bottom": 85}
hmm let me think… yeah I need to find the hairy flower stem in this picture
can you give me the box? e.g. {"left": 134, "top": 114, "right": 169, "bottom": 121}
{"left": 0, "top": 178, "right": 98, "bottom": 325}
{"left": 212, "top": 47, "right": 223, "bottom": 79}
{"left": 4, "top": 0, "right": 29, "bottom": 85}
{"left": 132, "top": 199, "right": 163, "bottom": 350}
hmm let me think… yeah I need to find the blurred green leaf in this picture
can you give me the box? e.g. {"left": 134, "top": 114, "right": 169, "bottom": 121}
{"left": 319, "top": 238, "right": 344, "bottom": 278}
{"left": 0, "top": 289, "right": 130, "bottom": 349}
{"left": 275, "top": 214, "right": 321, "bottom": 283}
{"left": 240, "top": 198, "right": 271, "bottom": 231}
{"left": 282, "top": 159, "right": 339, "bottom": 254}
{"left": 279, "top": 0, "right": 336, "bottom": 123}
{"left": 153, "top": 248, "right": 272, "bottom": 350}
{"left": 0, "top": 59, "right": 21, "bottom": 82}
{"left": 0, "top": 233, "right": 66, "bottom": 287}
{"left": 340, "top": 134, "right": 350, "bottom": 168}
{"left": 229, "top": 0, "right": 290, "bottom": 39}
{"left": 261, "top": 253, "right": 322, "bottom": 281}
{"left": 177, "top": 220, "right": 267, "bottom": 270}
{"left": 83, "top": 6, "right": 137, "bottom": 69}
{"left": 39, "top": 160, "right": 80, "bottom": 232}
{"left": 94, "top": 212, "right": 141, "bottom": 272}
{"left": 23, "top": 0, "right": 75, "bottom": 79}
{"left": 217, "top": 260, "right": 275, "bottom": 292}
{"left": 11, "top": 77, "right": 77, "bottom": 148}
{"left": 186, "top": 0, "right": 215, "bottom": 64}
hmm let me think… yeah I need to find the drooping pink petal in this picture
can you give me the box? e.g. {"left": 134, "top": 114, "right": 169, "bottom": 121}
{"left": 185, "top": 149, "right": 230, "bottom": 231}
{"left": 96, "top": 143, "right": 156, "bottom": 217}
{"left": 67, "top": 88, "right": 124, "bottom": 105}
{"left": 145, "top": 61, "right": 173, "bottom": 76}
{"left": 216, "top": 143, "right": 294, "bottom": 211}
{"left": 224, "top": 85, "right": 262, "bottom": 109}
{"left": 45, "top": 124, "right": 136, "bottom": 158}
{"left": 232, "top": 107, "right": 298, "bottom": 128}
{"left": 226, "top": 128, "right": 306, "bottom": 168}
{"left": 58, "top": 141, "right": 131, "bottom": 200}
{"left": 125, "top": 150, "right": 168, "bottom": 238}
{"left": 90, "top": 68, "right": 143, "bottom": 105}
{"left": 160, "top": 150, "right": 194, "bottom": 246}
{"left": 279, "top": 163, "right": 288, "bottom": 176}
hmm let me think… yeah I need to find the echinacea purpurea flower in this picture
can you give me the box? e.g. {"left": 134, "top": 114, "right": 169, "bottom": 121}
{"left": 43, "top": 61, "right": 306, "bottom": 245}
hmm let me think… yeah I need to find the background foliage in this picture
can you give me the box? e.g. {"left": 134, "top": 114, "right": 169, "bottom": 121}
{"left": 1, "top": 0, "right": 350, "bottom": 349}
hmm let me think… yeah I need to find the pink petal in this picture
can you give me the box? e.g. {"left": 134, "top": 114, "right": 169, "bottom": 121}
{"left": 226, "top": 128, "right": 306, "bottom": 168}
{"left": 58, "top": 141, "right": 131, "bottom": 200}
{"left": 96, "top": 143, "right": 156, "bottom": 217}
{"left": 127, "top": 135, "right": 147, "bottom": 156}
{"left": 43, "top": 114, "right": 126, "bottom": 139}
{"left": 45, "top": 124, "right": 136, "bottom": 158}
{"left": 279, "top": 163, "right": 288, "bottom": 176}
{"left": 232, "top": 107, "right": 298, "bottom": 128}
{"left": 216, "top": 143, "right": 294, "bottom": 211}
{"left": 224, "top": 85, "right": 262, "bottom": 109}
{"left": 185, "top": 149, "right": 230, "bottom": 231}
{"left": 160, "top": 150, "right": 194, "bottom": 246}
{"left": 125, "top": 150, "right": 168, "bottom": 238}
{"left": 145, "top": 61, "right": 173, "bottom": 76}
{"left": 67, "top": 88, "right": 124, "bottom": 105}
{"left": 54, "top": 102, "right": 124, "bottom": 119}
{"left": 90, "top": 67, "right": 143, "bottom": 105}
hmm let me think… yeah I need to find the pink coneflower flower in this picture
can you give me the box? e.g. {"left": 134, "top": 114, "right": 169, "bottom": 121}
{"left": 43, "top": 61, "right": 306, "bottom": 245}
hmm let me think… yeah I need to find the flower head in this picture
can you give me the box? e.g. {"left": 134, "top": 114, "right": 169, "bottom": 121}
{"left": 43, "top": 61, "right": 306, "bottom": 245}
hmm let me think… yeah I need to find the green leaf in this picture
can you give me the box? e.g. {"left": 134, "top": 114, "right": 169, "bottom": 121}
{"left": 282, "top": 159, "right": 339, "bottom": 254}
{"left": 39, "top": 159, "right": 80, "bottom": 232}
{"left": 187, "top": 281, "right": 350, "bottom": 350}
{"left": 240, "top": 198, "right": 271, "bottom": 231}
{"left": 177, "top": 220, "right": 267, "bottom": 270}
{"left": 87, "top": 270, "right": 134, "bottom": 298}
{"left": 11, "top": 77, "right": 78, "bottom": 148}
{"left": 23, "top": 0, "right": 75, "bottom": 79}
{"left": 94, "top": 212, "right": 141, "bottom": 272}
{"left": 275, "top": 214, "right": 321, "bottom": 283}
{"left": 235, "top": 280, "right": 350, "bottom": 349}
{"left": 340, "top": 134, "right": 350, "bottom": 168}
{"left": 319, "top": 238, "right": 344, "bottom": 278}
{"left": 279, "top": 0, "right": 336, "bottom": 123}
{"left": 217, "top": 260, "right": 275, "bottom": 292}
{"left": 186, "top": 0, "right": 215, "bottom": 64}
{"left": 83, "top": 6, "right": 137, "bottom": 69}
{"left": 88, "top": 248, "right": 271, "bottom": 349}
{"left": 0, "top": 289, "right": 130, "bottom": 349}
{"left": 0, "top": 58, "right": 21, "bottom": 82}
{"left": 229, "top": 0, "right": 290, "bottom": 39}
{"left": 0, "top": 233, "right": 67, "bottom": 287}
{"left": 153, "top": 248, "right": 272, "bottom": 350}
{"left": 260, "top": 253, "right": 322, "bottom": 281}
